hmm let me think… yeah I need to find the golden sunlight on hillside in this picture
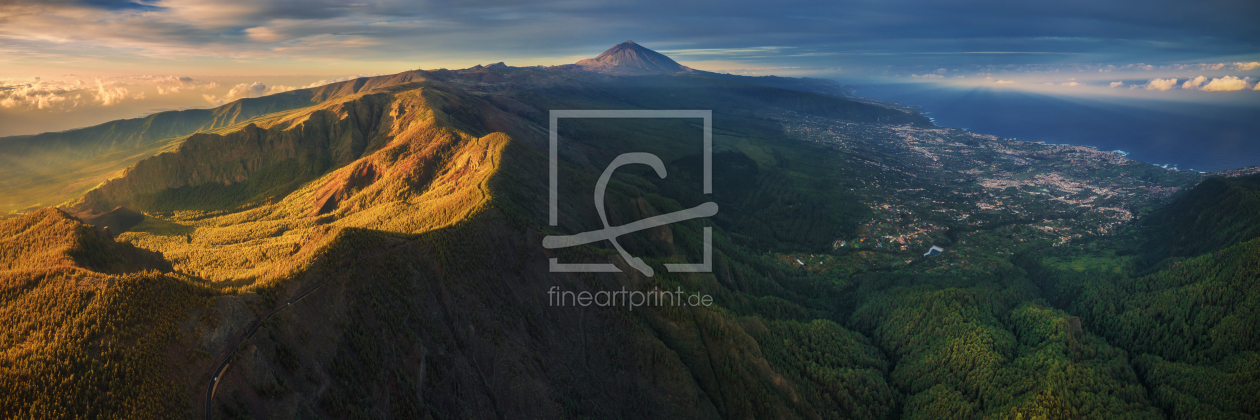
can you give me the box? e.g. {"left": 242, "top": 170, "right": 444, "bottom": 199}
{"left": 106, "top": 84, "right": 514, "bottom": 290}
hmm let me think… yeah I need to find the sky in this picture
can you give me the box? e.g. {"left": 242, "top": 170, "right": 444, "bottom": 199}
{"left": 1, "top": 0, "right": 1258, "bottom": 136}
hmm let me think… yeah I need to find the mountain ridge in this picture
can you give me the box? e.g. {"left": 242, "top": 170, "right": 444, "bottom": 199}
{"left": 10, "top": 41, "right": 1257, "bottom": 420}
{"left": 0, "top": 47, "right": 929, "bottom": 214}
{"left": 30, "top": 48, "right": 922, "bottom": 417}
{"left": 0, "top": 72, "right": 435, "bottom": 213}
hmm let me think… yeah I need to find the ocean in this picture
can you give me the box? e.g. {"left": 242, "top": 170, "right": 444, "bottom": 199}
{"left": 846, "top": 83, "right": 1260, "bottom": 172}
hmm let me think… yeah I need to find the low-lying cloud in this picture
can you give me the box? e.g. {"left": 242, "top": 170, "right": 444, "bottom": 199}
{"left": 0, "top": 79, "right": 79, "bottom": 109}
{"left": 301, "top": 74, "right": 383, "bottom": 89}
{"left": 1182, "top": 75, "right": 1252, "bottom": 91}
{"left": 1143, "top": 78, "right": 1178, "bottom": 91}
{"left": 2, "top": 73, "right": 366, "bottom": 114}
{"left": 1199, "top": 75, "right": 1250, "bottom": 91}
{"left": 197, "top": 75, "right": 383, "bottom": 106}
{"left": 1233, "top": 62, "right": 1260, "bottom": 71}
{"left": 202, "top": 82, "right": 298, "bottom": 106}
{"left": 0, "top": 78, "right": 152, "bottom": 110}
{"left": 93, "top": 79, "right": 133, "bottom": 106}
{"left": 3, "top": 73, "right": 396, "bottom": 114}
{"left": 154, "top": 76, "right": 217, "bottom": 95}
{"left": 1182, "top": 76, "right": 1207, "bottom": 90}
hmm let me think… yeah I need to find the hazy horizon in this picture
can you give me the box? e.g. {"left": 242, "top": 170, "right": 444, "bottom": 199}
{"left": 2, "top": 54, "right": 1258, "bottom": 138}
{"left": 2, "top": 0, "right": 1258, "bottom": 137}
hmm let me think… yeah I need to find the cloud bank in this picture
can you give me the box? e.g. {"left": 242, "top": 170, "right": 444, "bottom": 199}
{"left": 1144, "top": 78, "right": 1178, "bottom": 91}
{"left": 202, "top": 82, "right": 298, "bottom": 105}
{"left": 0, "top": 0, "right": 1256, "bottom": 78}
{"left": 1234, "top": 62, "right": 1260, "bottom": 71}
{"left": 1181, "top": 75, "right": 1252, "bottom": 91}
{"left": 1199, "top": 75, "right": 1250, "bottom": 91}
{"left": 0, "top": 78, "right": 153, "bottom": 110}
{"left": 1, "top": 73, "right": 375, "bottom": 113}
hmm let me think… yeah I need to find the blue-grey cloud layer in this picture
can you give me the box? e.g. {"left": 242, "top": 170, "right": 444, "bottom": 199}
{"left": 1, "top": 0, "right": 1257, "bottom": 72}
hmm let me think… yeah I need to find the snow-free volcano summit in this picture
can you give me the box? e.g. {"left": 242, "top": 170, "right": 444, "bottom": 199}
{"left": 573, "top": 40, "right": 694, "bottom": 75}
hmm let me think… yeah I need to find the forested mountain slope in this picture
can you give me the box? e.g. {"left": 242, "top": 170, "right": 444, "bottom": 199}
{"left": 0, "top": 66, "right": 926, "bottom": 418}
{"left": 1026, "top": 174, "right": 1260, "bottom": 420}
{"left": 0, "top": 208, "right": 207, "bottom": 418}
{"left": 1137, "top": 174, "right": 1260, "bottom": 264}
{"left": 1, "top": 44, "right": 1255, "bottom": 419}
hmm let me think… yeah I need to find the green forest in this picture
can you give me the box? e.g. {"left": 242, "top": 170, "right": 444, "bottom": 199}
{"left": 1, "top": 65, "right": 1257, "bottom": 419}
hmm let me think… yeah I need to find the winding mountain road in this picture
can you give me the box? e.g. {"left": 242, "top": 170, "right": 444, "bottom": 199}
{"left": 204, "top": 240, "right": 412, "bottom": 420}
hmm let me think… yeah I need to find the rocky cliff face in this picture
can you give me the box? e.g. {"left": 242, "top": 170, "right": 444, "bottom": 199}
{"left": 0, "top": 72, "right": 442, "bottom": 213}
{"left": 73, "top": 91, "right": 388, "bottom": 213}
{"left": 70, "top": 72, "right": 555, "bottom": 216}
